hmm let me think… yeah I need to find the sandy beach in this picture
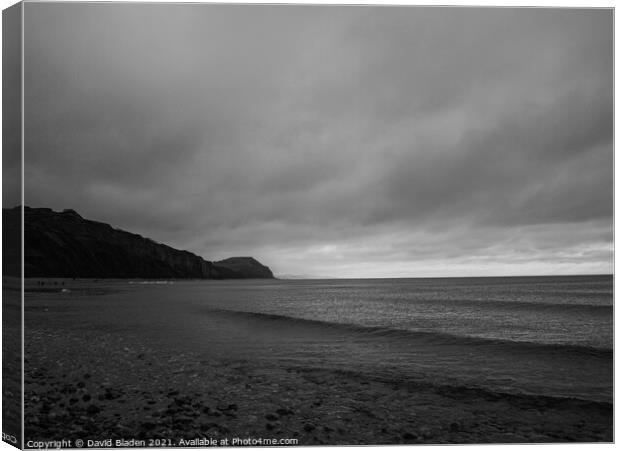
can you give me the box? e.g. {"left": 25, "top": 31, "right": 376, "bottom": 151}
{"left": 24, "top": 323, "right": 612, "bottom": 445}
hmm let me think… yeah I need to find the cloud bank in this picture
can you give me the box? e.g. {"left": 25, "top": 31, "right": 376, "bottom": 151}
{"left": 22, "top": 5, "right": 613, "bottom": 277}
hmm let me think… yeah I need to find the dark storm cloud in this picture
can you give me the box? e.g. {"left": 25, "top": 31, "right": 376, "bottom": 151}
{"left": 23, "top": 4, "right": 612, "bottom": 277}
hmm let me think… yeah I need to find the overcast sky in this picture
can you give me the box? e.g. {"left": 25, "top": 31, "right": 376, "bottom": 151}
{"left": 20, "top": 4, "right": 612, "bottom": 278}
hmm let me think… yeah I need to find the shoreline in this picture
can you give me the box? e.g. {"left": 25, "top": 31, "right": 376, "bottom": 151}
{"left": 24, "top": 326, "right": 613, "bottom": 445}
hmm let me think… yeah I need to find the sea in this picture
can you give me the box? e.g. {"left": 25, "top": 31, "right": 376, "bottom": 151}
{"left": 26, "top": 275, "right": 613, "bottom": 404}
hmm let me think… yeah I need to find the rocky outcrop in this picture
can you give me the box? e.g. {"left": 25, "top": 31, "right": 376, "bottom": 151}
{"left": 214, "top": 257, "right": 275, "bottom": 279}
{"left": 3, "top": 206, "right": 274, "bottom": 280}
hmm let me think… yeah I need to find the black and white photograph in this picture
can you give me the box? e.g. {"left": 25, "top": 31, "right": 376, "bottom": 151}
{"left": 1, "top": 1, "right": 614, "bottom": 448}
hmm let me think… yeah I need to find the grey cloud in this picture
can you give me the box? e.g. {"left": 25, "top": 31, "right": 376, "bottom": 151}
{"left": 371, "top": 84, "right": 612, "bottom": 228}
{"left": 21, "top": 4, "right": 613, "bottom": 277}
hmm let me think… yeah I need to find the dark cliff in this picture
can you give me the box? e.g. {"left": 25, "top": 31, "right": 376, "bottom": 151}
{"left": 214, "top": 257, "right": 275, "bottom": 279}
{"left": 3, "top": 207, "right": 274, "bottom": 279}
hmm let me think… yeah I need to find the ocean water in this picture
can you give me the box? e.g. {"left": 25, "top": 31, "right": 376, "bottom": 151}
{"left": 26, "top": 275, "right": 613, "bottom": 403}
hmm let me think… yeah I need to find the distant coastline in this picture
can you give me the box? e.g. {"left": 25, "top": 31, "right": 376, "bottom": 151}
{"left": 3, "top": 206, "right": 274, "bottom": 280}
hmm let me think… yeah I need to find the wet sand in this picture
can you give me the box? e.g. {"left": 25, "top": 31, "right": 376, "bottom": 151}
{"left": 24, "top": 324, "right": 612, "bottom": 446}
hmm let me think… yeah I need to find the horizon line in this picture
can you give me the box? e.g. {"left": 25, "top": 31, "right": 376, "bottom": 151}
{"left": 274, "top": 273, "right": 613, "bottom": 280}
